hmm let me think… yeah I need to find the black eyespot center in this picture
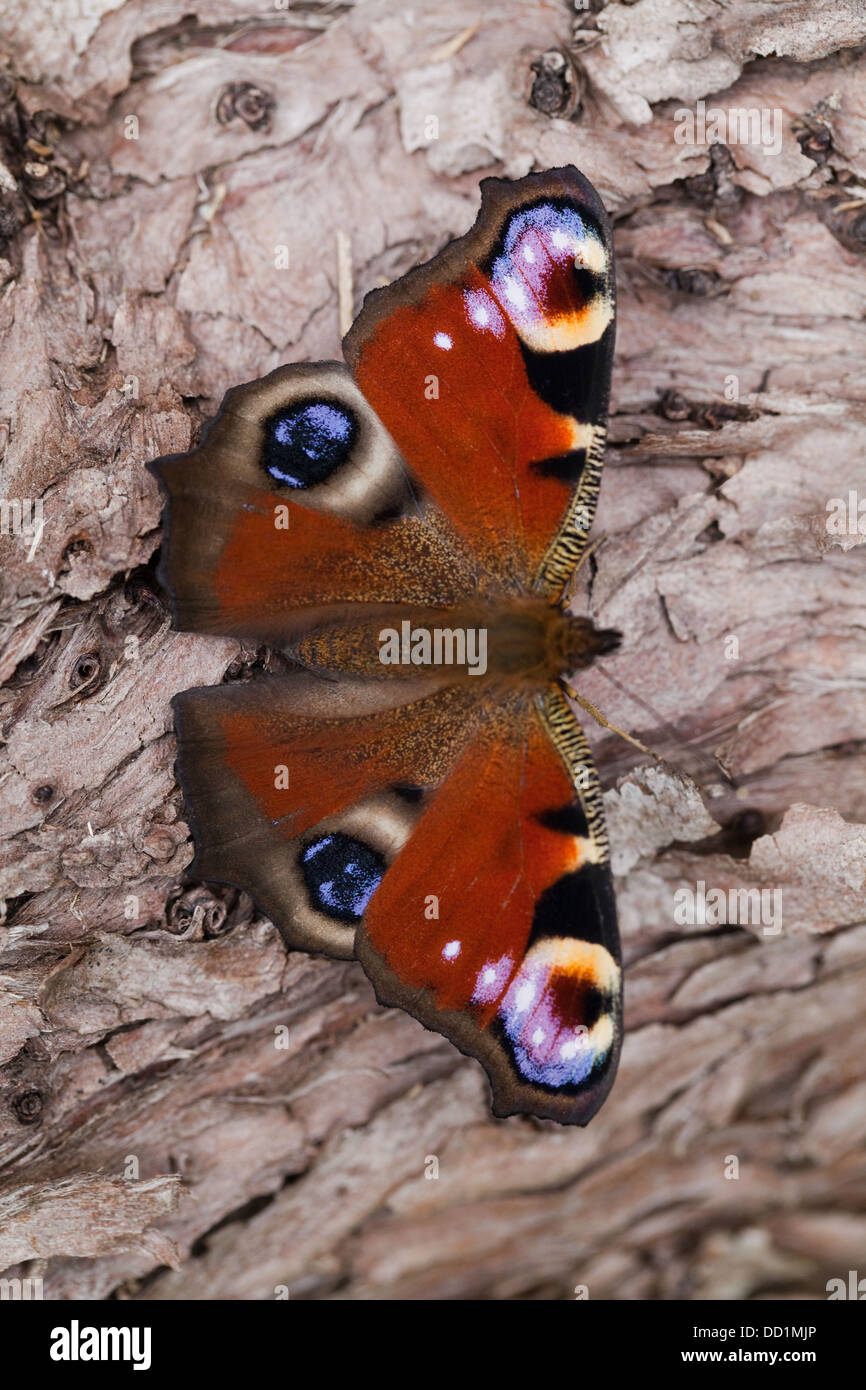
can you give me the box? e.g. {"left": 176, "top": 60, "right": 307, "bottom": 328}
{"left": 299, "top": 831, "right": 385, "bottom": 923}
{"left": 263, "top": 398, "right": 358, "bottom": 489}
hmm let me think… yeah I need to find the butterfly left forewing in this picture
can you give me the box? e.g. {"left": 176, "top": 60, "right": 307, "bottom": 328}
{"left": 344, "top": 165, "right": 616, "bottom": 596}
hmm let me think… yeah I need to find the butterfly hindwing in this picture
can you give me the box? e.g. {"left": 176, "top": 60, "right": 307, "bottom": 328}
{"left": 148, "top": 361, "right": 478, "bottom": 641}
{"left": 172, "top": 669, "right": 482, "bottom": 958}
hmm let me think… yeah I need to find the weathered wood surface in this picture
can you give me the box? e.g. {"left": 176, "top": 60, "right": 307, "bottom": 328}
{"left": 0, "top": 0, "right": 865, "bottom": 1300}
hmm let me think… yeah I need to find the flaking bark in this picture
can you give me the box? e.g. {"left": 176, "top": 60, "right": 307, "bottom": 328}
{"left": 0, "top": 0, "right": 864, "bottom": 1300}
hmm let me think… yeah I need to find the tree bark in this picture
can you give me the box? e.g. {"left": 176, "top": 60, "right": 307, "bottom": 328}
{"left": 0, "top": 0, "right": 865, "bottom": 1300}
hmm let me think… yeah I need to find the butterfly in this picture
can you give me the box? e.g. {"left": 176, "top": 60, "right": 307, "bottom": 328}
{"left": 149, "top": 165, "right": 623, "bottom": 1126}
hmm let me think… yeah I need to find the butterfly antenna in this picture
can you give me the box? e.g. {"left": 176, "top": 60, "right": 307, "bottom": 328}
{"left": 599, "top": 469, "right": 732, "bottom": 610}
{"left": 560, "top": 678, "right": 663, "bottom": 763}
{"left": 590, "top": 662, "right": 737, "bottom": 790}
{"left": 564, "top": 467, "right": 738, "bottom": 786}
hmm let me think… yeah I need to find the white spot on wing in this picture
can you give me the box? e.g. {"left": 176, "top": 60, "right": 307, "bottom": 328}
{"left": 503, "top": 277, "right": 528, "bottom": 311}
{"left": 514, "top": 978, "right": 536, "bottom": 1014}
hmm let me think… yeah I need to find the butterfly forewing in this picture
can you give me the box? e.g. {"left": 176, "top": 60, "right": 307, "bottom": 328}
{"left": 343, "top": 166, "right": 616, "bottom": 597}
{"left": 358, "top": 688, "right": 621, "bottom": 1124}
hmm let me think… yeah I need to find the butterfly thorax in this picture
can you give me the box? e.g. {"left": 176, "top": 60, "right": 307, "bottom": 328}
{"left": 292, "top": 599, "right": 620, "bottom": 688}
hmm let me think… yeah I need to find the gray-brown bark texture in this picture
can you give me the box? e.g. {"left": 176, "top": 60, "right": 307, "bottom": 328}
{"left": 0, "top": 0, "right": 865, "bottom": 1301}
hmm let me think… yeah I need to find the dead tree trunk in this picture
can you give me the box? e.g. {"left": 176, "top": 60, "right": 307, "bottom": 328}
{"left": 1, "top": 0, "right": 865, "bottom": 1300}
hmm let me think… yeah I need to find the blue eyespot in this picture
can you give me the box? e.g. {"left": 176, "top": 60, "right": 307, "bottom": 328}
{"left": 300, "top": 832, "right": 385, "bottom": 923}
{"left": 263, "top": 400, "right": 357, "bottom": 488}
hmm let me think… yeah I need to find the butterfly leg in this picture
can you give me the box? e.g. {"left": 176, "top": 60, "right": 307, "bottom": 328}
{"left": 560, "top": 679, "right": 662, "bottom": 762}
{"left": 558, "top": 533, "right": 607, "bottom": 608}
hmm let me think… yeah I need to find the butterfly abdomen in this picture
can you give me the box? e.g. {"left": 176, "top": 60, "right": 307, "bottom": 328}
{"left": 291, "top": 600, "right": 620, "bottom": 691}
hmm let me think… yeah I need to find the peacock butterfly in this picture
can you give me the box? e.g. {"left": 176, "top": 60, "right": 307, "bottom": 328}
{"left": 149, "top": 165, "right": 624, "bottom": 1125}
